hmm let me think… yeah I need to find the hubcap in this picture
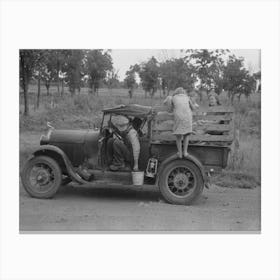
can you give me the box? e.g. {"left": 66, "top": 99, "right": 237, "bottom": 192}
{"left": 29, "top": 163, "right": 55, "bottom": 193}
{"left": 167, "top": 166, "right": 196, "bottom": 197}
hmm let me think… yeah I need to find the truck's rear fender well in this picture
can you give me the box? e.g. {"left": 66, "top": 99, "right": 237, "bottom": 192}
{"left": 156, "top": 154, "right": 207, "bottom": 185}
{"left": 33, "top": 145, "right": 87, "bottom": 184}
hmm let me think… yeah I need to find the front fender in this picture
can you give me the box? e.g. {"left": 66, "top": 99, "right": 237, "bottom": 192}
{"left": 32, "top": 145, "right": 88, "bottom": 184}
{"left": 157, "top": 153, "right": 207, "bottom": 184}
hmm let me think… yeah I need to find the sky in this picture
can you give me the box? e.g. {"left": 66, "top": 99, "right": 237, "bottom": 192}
{"left": 111, "top": 49, "right": 261, "bottom": 81}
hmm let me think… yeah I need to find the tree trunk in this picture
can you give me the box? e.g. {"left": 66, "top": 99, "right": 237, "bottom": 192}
{"left": 50, "top": 93, "right": 55, "bottom": 108}
{"left": 61, "top": 80, "right": 64, "bottom": 96}
{"left": 56, "top": 55, "right": 60, "bottom": 94}
{"left": 199, "top": 91, "right": 203, "bottom": 102}
{"left": 46, "top": 82, "right": 50, "bottom": 96}
{"left": 246, "top": 94, "right": 251, "bottom": 102}
{"left": 94, "top": 86, "right": 98, "bottom": 96}
{"left": 227, "top": 91, "right": 231, "bottom": 101}
{"left": 23, "top": 83, "right": 29, "bottom": 116}
{"left": 57, "top": 69, "right": 60, "bottom": 94}
{"left": 36, "top": 77, "right": 41, "bottom": 109}
{"left": 152, "top": 88, "right": 156, "bottom": 98}
{"left": 230, "top": 92, "right": 235, "bottom": 105}
{"left": 70, "top": 88, "right": 75, "bottom": 97}
{"left": 128, "top": 89, "right": 132, "bottom": 99}
{"left": 238, "top": 93, "right": 241, "bottom": 103}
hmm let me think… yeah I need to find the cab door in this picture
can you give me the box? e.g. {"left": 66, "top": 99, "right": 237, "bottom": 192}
{"left": 97, "top": 113, "right": 112, "bottom": 169}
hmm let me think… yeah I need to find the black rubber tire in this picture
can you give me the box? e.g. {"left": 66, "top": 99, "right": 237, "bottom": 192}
{"left": 21, "top": 156, "right": 62, "bottom": 198}
{"left": 158, "top": 159, "right": 204, "bottom": 205}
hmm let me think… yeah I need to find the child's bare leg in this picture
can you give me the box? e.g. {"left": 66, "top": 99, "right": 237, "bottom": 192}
{"left": 183, "top": 134, "right": 189, "bottom": 157}
{"left": 175, "top": 135, "right": 183, "bottom": 158}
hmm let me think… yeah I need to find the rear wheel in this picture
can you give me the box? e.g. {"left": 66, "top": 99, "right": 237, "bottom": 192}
{"left": 21, "top": 156, "right": 62, "bottom": 198}
{"left": 158, "top": 159, "right": 204, "bottom": 205}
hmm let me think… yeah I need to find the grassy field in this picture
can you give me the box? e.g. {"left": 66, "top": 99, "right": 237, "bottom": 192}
{"left": 19, "top": 85, "right": 261, "bottom": 188}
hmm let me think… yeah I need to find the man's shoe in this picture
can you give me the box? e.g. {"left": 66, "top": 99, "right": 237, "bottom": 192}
{"left": 76, "top": 168, "right": 94, "bottom": 181}
{"left": 109, "top": 164, "right": 131, "bottom": 172}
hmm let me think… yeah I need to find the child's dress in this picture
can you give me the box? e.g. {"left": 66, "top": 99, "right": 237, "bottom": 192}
{"left": 170, "top": 93, "right": 193, "bottom": 135}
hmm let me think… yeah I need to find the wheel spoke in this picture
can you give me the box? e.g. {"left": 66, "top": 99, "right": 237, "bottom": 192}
{"left": 28, "top": 163, "right": 55, "bottom": 193}
{"left": 167, "top": 165, "right": 196, "bottom": 197}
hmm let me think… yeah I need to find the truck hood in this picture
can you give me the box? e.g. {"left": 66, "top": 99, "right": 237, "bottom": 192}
{"left": 41, "top": 129, "right": 99, "bottom": 145}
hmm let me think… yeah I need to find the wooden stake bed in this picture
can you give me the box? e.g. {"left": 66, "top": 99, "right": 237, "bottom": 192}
{"left": 151, "top": 105, "right": 235, "bottom": 147}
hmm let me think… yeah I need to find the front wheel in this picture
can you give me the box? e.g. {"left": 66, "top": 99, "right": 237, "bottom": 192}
{"left": 158, "top": 159, "right": 204, "bottom": 205}
{"left": 21, "top": 156, "right": 62, "bottom": 198}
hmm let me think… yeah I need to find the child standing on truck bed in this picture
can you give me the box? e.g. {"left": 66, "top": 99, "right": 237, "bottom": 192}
{"left": 164, "top": 87, "right": 198, "bottom": 158}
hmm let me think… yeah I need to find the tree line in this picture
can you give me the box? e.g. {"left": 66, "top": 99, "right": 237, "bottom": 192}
{"left": 124, "top": 49, "right": 261, "bottom": 101}
{"left": 20, "top": 49, "right": 261, "bottom": 116}
{"left": 20, "top": 49, "right": 115, "bottom": 115}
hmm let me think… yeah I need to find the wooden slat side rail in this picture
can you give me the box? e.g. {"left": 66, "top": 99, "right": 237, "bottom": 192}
{"left": 152, "top": 132, "right": 234, "bottom": 142}
{"left": 155, "top": 113, "right": 233, "bottom": 122}
{"left": 153, "top": 105, "right": 234, "bottom": 114}
{"left": 153, "top": 123, "right": 232, "bottom": 132}
{"left": 151, "top": 106, "right": 235, "bottom": 146}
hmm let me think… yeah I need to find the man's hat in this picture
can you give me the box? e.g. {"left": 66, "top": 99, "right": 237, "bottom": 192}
{"left": 112, "top": 115, "right": 129, "bottom": 131}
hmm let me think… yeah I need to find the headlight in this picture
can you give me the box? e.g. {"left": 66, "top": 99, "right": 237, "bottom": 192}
{"left": 40, "top": 123, "right": 54, "bottom": 145}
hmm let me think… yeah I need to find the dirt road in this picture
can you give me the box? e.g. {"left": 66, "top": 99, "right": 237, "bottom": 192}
{"left": 20, "top": 183, "right": 261, "bottom": 232}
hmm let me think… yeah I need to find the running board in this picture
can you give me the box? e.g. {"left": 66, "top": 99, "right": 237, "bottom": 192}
{"left": 90, "top": 170, "right": 133, "bottom": 185}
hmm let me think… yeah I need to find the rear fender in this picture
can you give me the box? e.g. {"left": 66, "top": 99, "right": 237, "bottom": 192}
{"left": 156, "top": 153, "right": 207, "bottom": 184}
{"left": 32, "top": 145, "right": 88, "bottom": 184}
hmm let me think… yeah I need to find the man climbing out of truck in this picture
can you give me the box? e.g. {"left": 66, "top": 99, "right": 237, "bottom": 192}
{"left": 108, "top": 115, "right": 140, "bottom": 172}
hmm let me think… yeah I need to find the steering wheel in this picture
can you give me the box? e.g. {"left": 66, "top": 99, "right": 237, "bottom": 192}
{"left": 101, "top": 126, "right": 113, "bottom": 138}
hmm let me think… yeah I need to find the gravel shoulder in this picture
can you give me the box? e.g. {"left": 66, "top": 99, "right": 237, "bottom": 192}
{"left": 20, "top": 183, "right": 261, "bottom": 232}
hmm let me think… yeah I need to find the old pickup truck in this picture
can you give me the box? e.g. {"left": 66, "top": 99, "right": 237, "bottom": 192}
{"left": 21, "top": 104, "right": 234, "bottom": 205}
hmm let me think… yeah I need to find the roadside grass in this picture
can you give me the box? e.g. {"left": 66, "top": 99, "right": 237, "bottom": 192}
{"left": 211, "top": 171, "right": 260, "bottom": 189}
{"left": 19, "top": 86, "right": 261, "bottom": 188}
{"left": 212, "top": 136, "right": 261, "bottom": 188}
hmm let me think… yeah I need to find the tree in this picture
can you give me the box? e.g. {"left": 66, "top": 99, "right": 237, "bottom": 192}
{"left": 159, "top": 58, "right": 196, "bottom": 94}
{"left": 84, "top": 50, "right": 113, "bottom": 95}
{"left": 105, "top": 69, "right": 120, "bottom": 90}
{"left": 138, "top": 57, "right": 159, "bottom": 98}
{"left": 185, "top": 49, "right": 229, "bottom": 100}
{"left": 33, "top": 50, "right": 45, "bottom": 109}
{"left": 64, "top": 50, "right": 84, "bottom": 95}
{"left": 20, "top": 50, "right": 38, "bottom": 116}
{"left": 223, "top": 55, "right": 255, "bottom": 103}
{"left": 124, "top": 65, "right": 138, "bottom": 98}
{"left": 41, "top": 65, "right": 55, "bottom": 96}
{"left": 33, "top": 50, "right": 57, "bottom": 96}
{"left": 51, "top": 50, "right": 71, "bottom": 95}
{"left": 239, "top": 72, "right": 256, "bottom": 101}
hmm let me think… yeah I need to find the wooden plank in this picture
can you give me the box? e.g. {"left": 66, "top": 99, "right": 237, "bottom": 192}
{"left": 152, "top": 132, "right": 234, "bottom": 142}
{"left": 153, "top": 105, "right": 234, "bottom": 114}
{"left": 155, "top": 112, "right": 174, "bottom": 121}
{"left": 155, "top": 112, "right": 232, "bottom": 122}
{"left": 153, "top": 123, "right": 232, "bottom": 132}
{"left": 193, "top": 115, "right": 232, "bottom": 122}
{"left": 197, "top": 107, "right": 234, "bottom": 114}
